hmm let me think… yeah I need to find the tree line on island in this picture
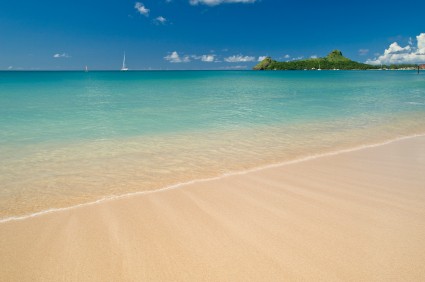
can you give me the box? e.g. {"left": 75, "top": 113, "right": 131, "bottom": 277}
{"left": 253, "top": 50, "right": 419, "bottom": 71}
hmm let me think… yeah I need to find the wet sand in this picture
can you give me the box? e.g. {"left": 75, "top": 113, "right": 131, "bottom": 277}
{"left": 1, "top": 136, "right": 425, "bottom": 281}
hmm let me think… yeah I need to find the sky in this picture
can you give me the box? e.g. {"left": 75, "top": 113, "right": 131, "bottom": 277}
{"left": 1, "top": 0, "right": 425, "bottom": 70}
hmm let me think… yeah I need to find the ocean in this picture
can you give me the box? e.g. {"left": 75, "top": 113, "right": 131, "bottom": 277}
{"left": 1, "top": 70, "right": 424, "bottom": 221}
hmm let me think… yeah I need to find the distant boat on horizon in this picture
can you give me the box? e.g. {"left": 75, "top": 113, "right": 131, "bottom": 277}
{"left": 85, "top": 66, "right": 88, "bottom": 72}
{"left": 121, "top": 52, "right": 128, "bottom": 71}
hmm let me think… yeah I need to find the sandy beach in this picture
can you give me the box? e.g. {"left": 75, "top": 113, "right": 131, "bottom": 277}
{"left": 1, "top": 136, "right": 425, "bottom": 281}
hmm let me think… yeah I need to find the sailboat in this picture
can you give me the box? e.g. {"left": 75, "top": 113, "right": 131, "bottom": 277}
{"left": 121, "top": 52, "right": 128, "bottom": 71}
{"left": 317, "top": 61, "right": 322, "bottom": 71}
{"left": 85, "top": 66, "right": 88, "bottom": 72}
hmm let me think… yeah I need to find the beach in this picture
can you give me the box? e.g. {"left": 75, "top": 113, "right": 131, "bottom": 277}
{"left": 1, "top": 135, "right": 424, "bottom": 281}
{"left": 3, "top": 0, "right": 425, "bottom": 280}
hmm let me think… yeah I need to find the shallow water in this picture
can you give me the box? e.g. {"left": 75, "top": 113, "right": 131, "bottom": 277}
{"left": 1, "top": 70, "right": 424, "bottom": 219}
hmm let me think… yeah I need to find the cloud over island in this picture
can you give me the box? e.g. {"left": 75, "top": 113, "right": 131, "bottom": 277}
{"left": 366, "top": 33, "right": 425, "bottom": 65}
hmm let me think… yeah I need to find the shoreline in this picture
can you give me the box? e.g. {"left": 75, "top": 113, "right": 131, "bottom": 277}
{"left": 1, "top": 133, "right": 424, "bottom": 281}
{"left": 1, "top": 132, "right": 424, "bottom": 224}
{"left": 2, "top": 70, "right": 424, "bottom": 221}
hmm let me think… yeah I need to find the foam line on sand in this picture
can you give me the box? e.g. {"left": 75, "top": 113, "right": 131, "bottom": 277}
{"left": 1, "top": 135, "right": 425, "bottom": 281}
{"left": 1, "top": 133, "right": 424, "bottom": 224}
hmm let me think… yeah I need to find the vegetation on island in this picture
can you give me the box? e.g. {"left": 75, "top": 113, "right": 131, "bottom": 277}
{"left": 253, "top": 50, "right": 419, "bottom": 71}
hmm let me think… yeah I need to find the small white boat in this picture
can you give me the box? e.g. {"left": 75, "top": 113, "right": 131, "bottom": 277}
{"left": 121, "top": 52, "right": 128, "bottom": 71}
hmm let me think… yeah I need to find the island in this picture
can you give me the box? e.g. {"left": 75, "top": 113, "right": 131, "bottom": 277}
{"left": 253, "top": 50, "right": 418, "bottom": 70}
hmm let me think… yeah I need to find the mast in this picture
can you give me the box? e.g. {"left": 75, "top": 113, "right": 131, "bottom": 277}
{"left": 121, "top": 52, "right": 128, "bottom": 71}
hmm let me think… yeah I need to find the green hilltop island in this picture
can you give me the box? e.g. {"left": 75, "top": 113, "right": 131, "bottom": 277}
{"left": 253, "top": 50, "right": 417, "bottom": 71}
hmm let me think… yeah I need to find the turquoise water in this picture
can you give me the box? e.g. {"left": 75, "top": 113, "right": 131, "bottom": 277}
{"left": 1, "top": 70, "right": 424, "bottom": 219}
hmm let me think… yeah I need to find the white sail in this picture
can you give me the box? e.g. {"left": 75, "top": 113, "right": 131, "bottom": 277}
{"left": 121, "top": 52, "right": 128, "bottom": 71}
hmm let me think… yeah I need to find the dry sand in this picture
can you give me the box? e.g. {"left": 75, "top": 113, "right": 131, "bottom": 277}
{"left": 1, "top": 136, "right": 425, "bottom": 281}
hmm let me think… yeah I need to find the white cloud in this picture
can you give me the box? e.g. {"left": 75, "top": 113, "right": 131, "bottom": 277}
{"left": 284, "top": 54, "right": 290, "bottom": 59}
{"left": 417, "top": 33, "right": 425, "bottom": 50}
{"left": 310, "top": 55, "right": 318, "bottom": 59}
{"left": 358, "top": 49, "right": 369, "bottom": 56}
{"left": 53, "top": 53, "right": 70, "bottom": 58}
{"left": 8, "top": 66, "right": 13, "bottom": 70}
{"left": 258, "top": 56, "right": 267, "bottom": 61}
{"left": 366, "top": 33, "right": 425, "bottom": 65}
{"left": 290, "top": 56, "right": 304, "bottom": 61}
{"left": 189, "top": 0, "right": 256, "bottom": 6}
{"left": 224, "top": 55, "right": 255, "bottom": 62}
{"left": 135, "top": 2, "right": 150, "bottom": 16}
{"left": 155, "top": 16, "right": 167, "bottom": 24}
{"left": 191, "top": 54, "right": 217, "bottom": 62}
{"left": 201, "top": 55, "right": 216, "bottom": 62}
{"left": 164, "top": 51, "right": 190, "bottom": 63}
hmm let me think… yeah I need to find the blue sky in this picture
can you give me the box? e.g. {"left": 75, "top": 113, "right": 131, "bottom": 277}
{"left": 1, "top": 0, "right": 424, "bottom": 70}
